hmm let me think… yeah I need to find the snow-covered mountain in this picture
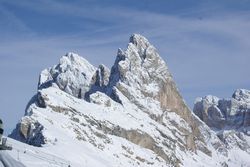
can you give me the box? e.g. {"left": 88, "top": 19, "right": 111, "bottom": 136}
{"left": 7, "top": 34, "right": 250, "bottom": 166}
{"left": 193, "top": 89, "right": 250, "bottom": 157}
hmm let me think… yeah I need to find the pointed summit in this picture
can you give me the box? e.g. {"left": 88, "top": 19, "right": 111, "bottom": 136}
{"left": 110, "top": 34, "right": 170, "bottom": 85}
{"left": 129, "top": 34, "right": 150, "bottom": 56}
{"left": 107, "top": 34, "right": 215, "bottom": 153}
{"left": 129, "top": 33, "right": 149, "bottom": 45}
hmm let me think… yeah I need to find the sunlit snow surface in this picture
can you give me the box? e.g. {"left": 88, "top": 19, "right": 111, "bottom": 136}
{"left": 5, "top": 87, "right": 250, "bottom": 167}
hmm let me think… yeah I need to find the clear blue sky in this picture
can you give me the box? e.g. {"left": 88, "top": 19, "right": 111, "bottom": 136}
{"left": 0, "top": 0, "right": 250, "bottom": 134}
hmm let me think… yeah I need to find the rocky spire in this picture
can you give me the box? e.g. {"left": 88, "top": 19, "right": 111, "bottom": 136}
{"left": 107, "top": 34, "right": 211, "bottom": 152}
{"left": 109, "top": 34, "right": 171, "bottom": 86}
{"left": 108, "top": 34, "right": 189, "bottom": 118}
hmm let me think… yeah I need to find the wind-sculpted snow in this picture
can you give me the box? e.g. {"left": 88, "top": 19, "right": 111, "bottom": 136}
{"left": 8, "top": 34, "right": 250, "bottom": 166}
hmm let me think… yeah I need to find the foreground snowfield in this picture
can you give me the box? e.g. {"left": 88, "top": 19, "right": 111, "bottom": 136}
{"left": 5, "top": 132, "right": 250, "bottom": 167}
{"left": 6, "top": 34, "right": 250, "bottom": 166}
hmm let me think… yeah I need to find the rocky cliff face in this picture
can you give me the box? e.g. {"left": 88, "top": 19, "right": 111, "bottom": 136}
{"left": 193, "top": 89, "right": 250, "bottom": 154}
{"left": 9, "top": 34, "right": 248, "bottom": 167}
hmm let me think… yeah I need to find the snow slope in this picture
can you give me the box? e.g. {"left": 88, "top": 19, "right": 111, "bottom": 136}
{"left": 7, "top": 34, "right": 250, "bottom": 166}
{"left": 5, "top": 135, "right": 250, "bottom": 167}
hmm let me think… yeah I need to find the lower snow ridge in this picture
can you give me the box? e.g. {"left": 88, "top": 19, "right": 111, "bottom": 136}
{"left": 9, "top": 86, "right": 248, "bottom": 167}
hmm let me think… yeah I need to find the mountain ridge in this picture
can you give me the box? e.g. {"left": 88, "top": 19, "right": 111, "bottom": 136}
{"left": 8, "top": 34, "right": 249, "bottom": 166}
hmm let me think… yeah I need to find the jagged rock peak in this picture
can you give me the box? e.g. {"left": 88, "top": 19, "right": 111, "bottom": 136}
{"left": 129, "top": 33, "right": 150, "bottom": 46}
{"left": 57, "top": 52, "right": 96, "bottom": 75}
{"left": 126, "top": 34, "right": 166, "bottom": 64}
{"left": 38, "top": 52, "right": 96, "bottom": 99}
{"left": 59, "top": 52, "right": 91, "bottom": 66}
{"left": 129, "top": 34, "right": 150, "bottom": 57}
{"left": 107, "top": 34, "right": 212, "bottom": 153}
{"left": 110, "top": 34, "right": 171, "bottom": 84}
